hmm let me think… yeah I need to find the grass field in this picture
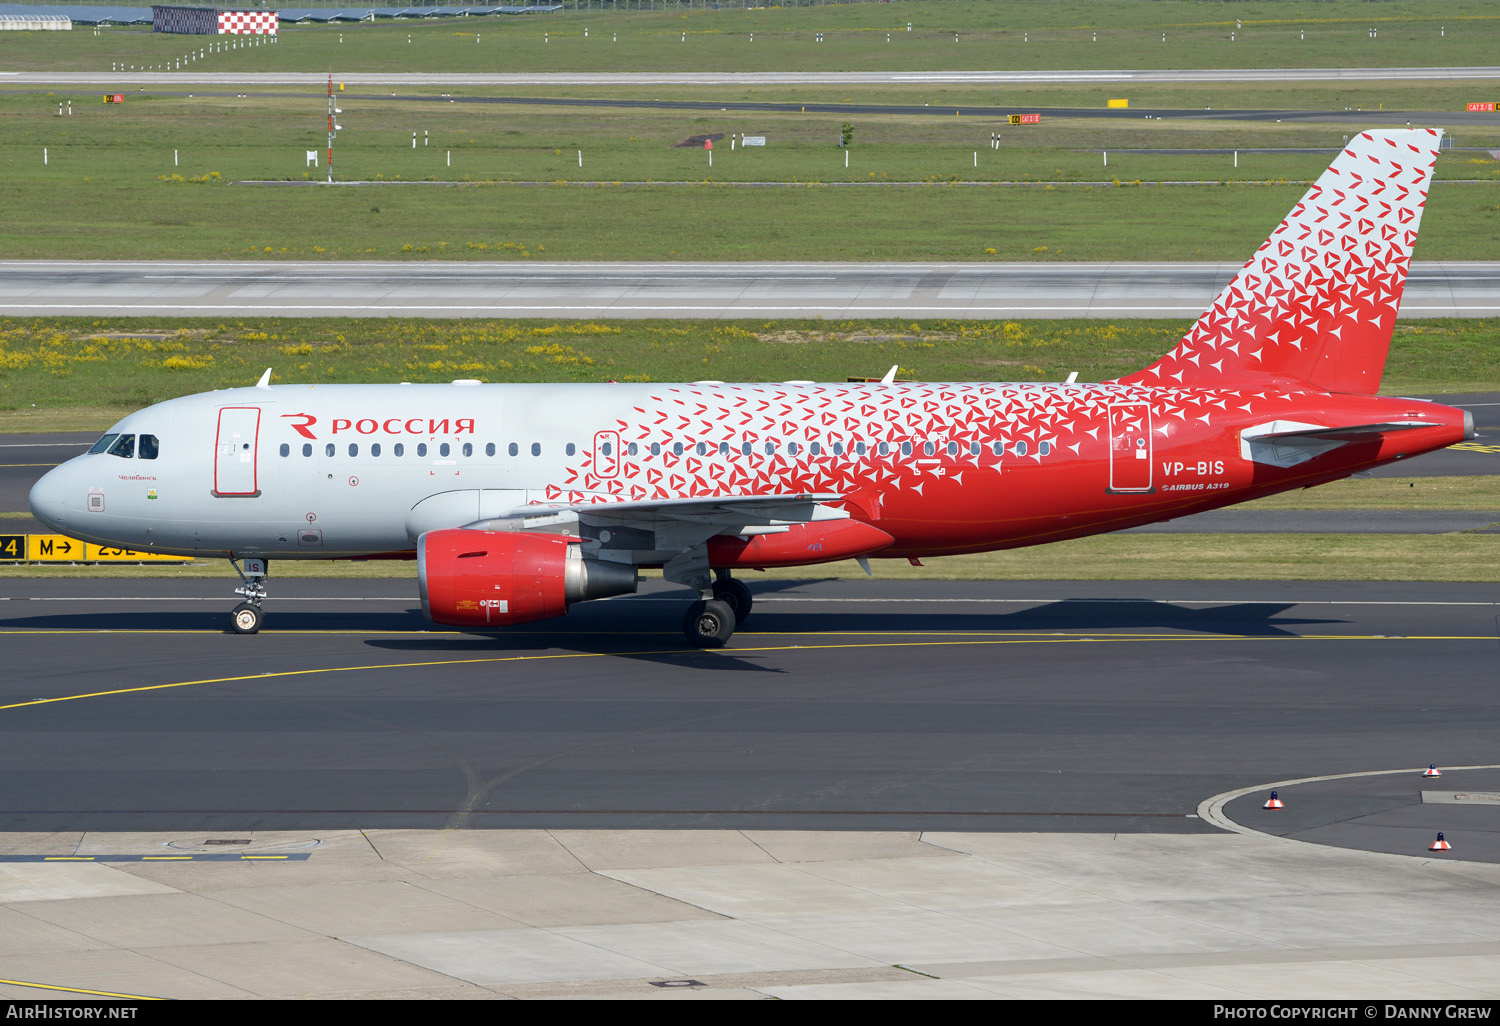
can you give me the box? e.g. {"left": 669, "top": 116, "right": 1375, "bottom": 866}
{"left": 4, "top": 87, "right": 1499, "bottom": 261}
{"left": 5, "top": 533, "right": 1499, "bottom": 583}
{"left": 2, "top": 316, "right": 1498, "bottom": 424}
{"left": 4, "top": 1, "right": 1500, "bottom": 73}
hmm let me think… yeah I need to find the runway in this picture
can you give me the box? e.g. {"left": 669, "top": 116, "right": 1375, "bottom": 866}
{"left": 1, "top": 576, "right": 1497, "bottom": 849}
{"left": 9, "top": 68, "right": 1500, "bottom": 86}
{"left": 5, "top": 260, "right": 1500, "bottom": 319}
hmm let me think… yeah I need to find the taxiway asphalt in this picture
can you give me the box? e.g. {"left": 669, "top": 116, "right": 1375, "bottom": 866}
{"left": 6, "top": 261, "right": 1499, "bottom": 319}
{"left": 1, "top": 576, "right": 1497, "bottom": 847}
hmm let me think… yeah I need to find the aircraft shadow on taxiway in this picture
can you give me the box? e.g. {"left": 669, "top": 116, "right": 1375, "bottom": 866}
{"left": 0, "top": 596, "right": 1335, "bottom": 648}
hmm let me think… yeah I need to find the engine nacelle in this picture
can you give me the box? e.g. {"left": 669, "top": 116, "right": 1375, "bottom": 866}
{"left": 418, "top": 529, "right": 637, "bottom": 627}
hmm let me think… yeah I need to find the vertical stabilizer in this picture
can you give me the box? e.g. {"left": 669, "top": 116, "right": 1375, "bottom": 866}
{"left": 1122, "top": 129, "right": 1443, "bottom": 395}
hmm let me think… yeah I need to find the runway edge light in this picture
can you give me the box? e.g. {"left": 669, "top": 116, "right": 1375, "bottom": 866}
{"left": 1430, "top": 832, "right": 1451, "bottom": 852}
{"left": 1424, "top": 764, "right": 1442, "bottom": 777}
{"left": 1263, "top": 791, "right": 1284, "bottom": 810}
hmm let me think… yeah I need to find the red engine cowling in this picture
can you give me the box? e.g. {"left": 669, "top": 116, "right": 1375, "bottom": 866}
{"left": 419, "top": 529, "right": 636, "bottom": 628}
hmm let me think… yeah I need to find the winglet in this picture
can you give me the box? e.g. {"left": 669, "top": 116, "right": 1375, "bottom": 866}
{"left": 255, "top": 368, "right": 273, "bottom": 390}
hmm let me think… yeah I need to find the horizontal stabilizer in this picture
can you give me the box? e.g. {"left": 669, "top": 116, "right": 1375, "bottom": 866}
{"left": 1255, "top": 421, "right": 1441, "bottom": 443}
{"left": 1240, "top": 419, "right": 1440, "bottom": 468}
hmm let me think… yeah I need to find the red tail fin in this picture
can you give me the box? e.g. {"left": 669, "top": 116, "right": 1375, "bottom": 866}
{"left": 1122, "top": 129, "right": 1442, "bottom": 395}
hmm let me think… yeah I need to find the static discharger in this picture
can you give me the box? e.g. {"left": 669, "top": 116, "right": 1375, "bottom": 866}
{"left": 1263, "top": 791, "right": 1285, "bottom": 810}
{"left": 1430, "top": 832, "right": 1452, "bottom": 852}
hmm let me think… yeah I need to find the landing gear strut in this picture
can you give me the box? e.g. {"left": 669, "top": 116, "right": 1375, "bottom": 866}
{"left": 229, "top": 557, "right": 268, "bottom": 635}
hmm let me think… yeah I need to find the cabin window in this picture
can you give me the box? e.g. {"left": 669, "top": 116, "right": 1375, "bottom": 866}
{"left": 348, "top": 443, "right": 359, "bottom": 457}
{"left": 371, "top": 443, "right": 381, "bottom": 457}
{"left": 626, "top": 442, "right": 637, "bottom": 457}
{"left": 901, "top": 441, "right": 912, "bottom": 457}
{"left": 326, "top": 443, "right": 336, "bottom": 458}
{"left": 809, "top": 441, "right": 821, "bottom": 456}
{"left": 394, "top": 443, "right": 405, "bottom": 457}
{"left": 672, "top": 442, "right": 683, "bottom": 456}
{"left": 970, "top": 441, "right": 980, "bottom": 456}
{"left": 417, "top": 443, "right": 427, "bottom": 457}
{"left": 832, "top": 441, "right": 843, "bottom": 455}
{"left": 462, "top": 443, "right": 472, "bottom": 457}
{"left": 1014, "top": 441, "right": 1029, "bottom": 456}
{"left": 1039, "top": 441, "right": 1051, "bottom": 456}
{"left": 651, "top": 442, "right": 661, "bottom": 457}
{"left": 302, "top": 444, "right": 313, "bottom": 457}
{"left": 696, "top": 442, "right": 707, "bottom": 456}
{"left": 765, "top": 441, "right": 777, "bottom": 456}
{"left": 279, "top": 443, "right": 290, "bottom": 457}
{"left": 566, "top": 442, "right": 576, "bottom": 456}
{"left": 532, "top": 442, "right": 542, "bottom": 457}
{"left": 719, "top": 441, "right": 730, "bottom": 455}
{"left": 878, "top": 442, "right": 889, "bottom": 456}
{"left": 508, "top": 442, "right": 519, "bottom": 457}
{"left": 948, "top": 441, "right": 959, "bottom": 456}
{"left": 992, "top": 442, "right": 1004, "bottom": 456}
{"left": 138, "top": 435, "right": 159, "bottom": 460}
{"left": 856, "top": 441, "right": 867, "bottom": 456}
{"left": 439, "top": 443, "right": 450, "bottom": 457}
{"left": 923, "top": 441, "right": 935, "bottom": 456}
{"left": 484, "top": 443, "right": 495, "bottom": 457}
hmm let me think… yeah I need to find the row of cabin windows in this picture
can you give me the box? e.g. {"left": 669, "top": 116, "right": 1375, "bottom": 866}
{"left": 279, "top": 439, "right": 1052, "bottom": 459}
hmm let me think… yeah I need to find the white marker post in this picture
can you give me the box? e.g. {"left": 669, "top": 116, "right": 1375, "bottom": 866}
{"left": 43, "top": 148, "right": 47, "bottom": 165}
{"left": 578, "top": 150, "right": 582, "bottom": 167}
{"left": 175, "top": 149, "right": 178, "bottom": 166}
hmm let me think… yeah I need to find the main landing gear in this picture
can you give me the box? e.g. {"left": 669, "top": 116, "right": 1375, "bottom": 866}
{"left": 681, "top": 571, "right": 755, "bottom": 648}
{"left": 229, "top": 557, "right": 268, "bottom": 635}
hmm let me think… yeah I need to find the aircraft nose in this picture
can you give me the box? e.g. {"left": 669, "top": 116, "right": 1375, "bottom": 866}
{"left": 28, "top": 465, "right": 69, "bottom": 532}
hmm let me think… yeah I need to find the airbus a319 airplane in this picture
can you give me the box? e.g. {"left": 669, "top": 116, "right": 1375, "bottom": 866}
{"left": 28, "top": 129, "right": 1473, "bottom": 646}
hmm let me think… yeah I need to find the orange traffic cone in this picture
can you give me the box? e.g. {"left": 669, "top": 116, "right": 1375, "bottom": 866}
{"left": 1423, "top": 764, "right": 1442, "bottom": 778}
{"left": 1429, "top": 832, "right": 1451, "bottom": 852}
{"left": 1263, "top": 791, "right": 1284, "bottom": 810}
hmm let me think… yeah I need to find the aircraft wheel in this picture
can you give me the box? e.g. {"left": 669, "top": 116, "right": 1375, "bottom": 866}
{"left": 683, "top": 598, "right": 736, "bottom": 648}
{"left": 712, "top": 578, "right": 753, "bottom": 626}
{"left": 231, "top": 602, "right": 264, "bottom": 635}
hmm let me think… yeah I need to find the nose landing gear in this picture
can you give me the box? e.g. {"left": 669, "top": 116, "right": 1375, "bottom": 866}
{"left": 229, "top": 557, "right": 268, "bottom": 634}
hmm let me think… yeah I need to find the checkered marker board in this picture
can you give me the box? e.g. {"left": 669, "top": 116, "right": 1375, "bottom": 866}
{"left": 218, "top": 11, "right": 278, "bottom": 34}
{"left": 1127, "top": 129, "right": 1443, "bottom": 396}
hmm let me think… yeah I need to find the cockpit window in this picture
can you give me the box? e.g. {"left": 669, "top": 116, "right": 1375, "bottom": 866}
{"left": 138, "top": 435, "right": 159, "bottom": 460}
{"left": 87, "top": 433, "right": 119, "bottom": 455}
{"left": 106, "top": 434, "right": 136, "bottom": 459}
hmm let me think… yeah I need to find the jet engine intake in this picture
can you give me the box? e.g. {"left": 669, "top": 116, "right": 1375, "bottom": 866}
{"left": 418, "top": 528, "right": 637, "bottom": 627}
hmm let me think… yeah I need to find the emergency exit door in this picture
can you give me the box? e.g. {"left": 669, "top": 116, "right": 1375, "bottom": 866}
{"left": 1107, "top": 402, "right": 1153, "bottom": 493}
{"left": 214, "top": 406, "right": 261, "bottom": 496}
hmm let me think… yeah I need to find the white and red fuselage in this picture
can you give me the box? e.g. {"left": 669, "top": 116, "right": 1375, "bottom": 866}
{"left": 26, "top": 129, "right": 1476, "bottom": 642}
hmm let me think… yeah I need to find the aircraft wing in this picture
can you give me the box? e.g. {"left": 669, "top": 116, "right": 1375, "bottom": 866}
{"left": 504, "top": 492, "right": 846, "bottom": 528}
